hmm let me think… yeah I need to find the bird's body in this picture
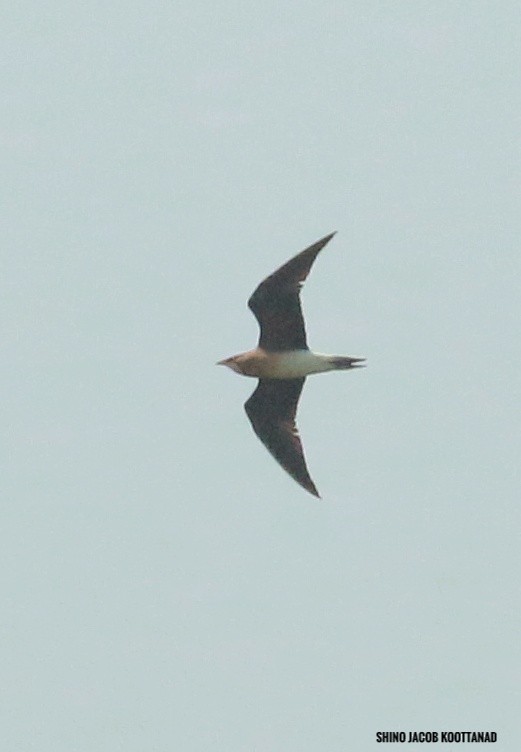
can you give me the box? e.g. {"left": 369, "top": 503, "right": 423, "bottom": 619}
{"left": 220, "top": 348, "right": 359, "bottom": 379}
{"left": 218, "top": 233, "right": 364, "bottom": 498}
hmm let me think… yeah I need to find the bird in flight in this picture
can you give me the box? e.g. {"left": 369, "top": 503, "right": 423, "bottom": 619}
{"left": 217, "top": 232, "right": 364, "bottom": 498}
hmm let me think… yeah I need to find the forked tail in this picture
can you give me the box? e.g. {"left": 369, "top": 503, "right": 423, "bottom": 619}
{"left": 328, "top": 356, "right": 366, "bottom": 370}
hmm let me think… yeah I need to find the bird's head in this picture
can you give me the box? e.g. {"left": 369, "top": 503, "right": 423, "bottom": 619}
{"left": 216, "top": 354, "right": 244, "bottom": 375}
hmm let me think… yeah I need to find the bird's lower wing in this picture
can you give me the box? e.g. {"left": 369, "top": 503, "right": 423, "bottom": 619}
{"left": 244, "top": 378, "right": 319, "bottom": 498}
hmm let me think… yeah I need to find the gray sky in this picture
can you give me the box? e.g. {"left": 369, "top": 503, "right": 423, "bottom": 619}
{"left": 3, "top": 2, "right": 520, "bottom": 750}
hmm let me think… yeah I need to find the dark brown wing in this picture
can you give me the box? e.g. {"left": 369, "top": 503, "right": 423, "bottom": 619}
{"left": 244, "top": 378, "right": 319, "bottom": 498}
{"left": 248, "top": 232, "right": 336, "bottom": 351}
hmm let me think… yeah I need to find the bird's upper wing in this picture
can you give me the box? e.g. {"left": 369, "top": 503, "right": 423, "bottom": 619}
{"left": 244, "top": 377, "right": 319, "bottom": 497}
{"left": 247, "top": 232, "right": 336, "bottom": 351}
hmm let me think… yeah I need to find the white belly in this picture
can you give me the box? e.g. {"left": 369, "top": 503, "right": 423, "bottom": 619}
{"left": 266, "top": 350, "right": 334, "bottom": 379}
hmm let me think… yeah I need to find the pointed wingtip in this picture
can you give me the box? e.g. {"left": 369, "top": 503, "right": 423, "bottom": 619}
{"left": 308, "top": 231, "right": 336, "bottom": 256}
{"left": 313, "top": 231, "right": 336, "bottom": 244}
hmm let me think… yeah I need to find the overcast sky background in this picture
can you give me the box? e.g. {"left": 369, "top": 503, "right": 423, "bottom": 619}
{"left": 3, "top": 2, "right": 520, "bottom": 750}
